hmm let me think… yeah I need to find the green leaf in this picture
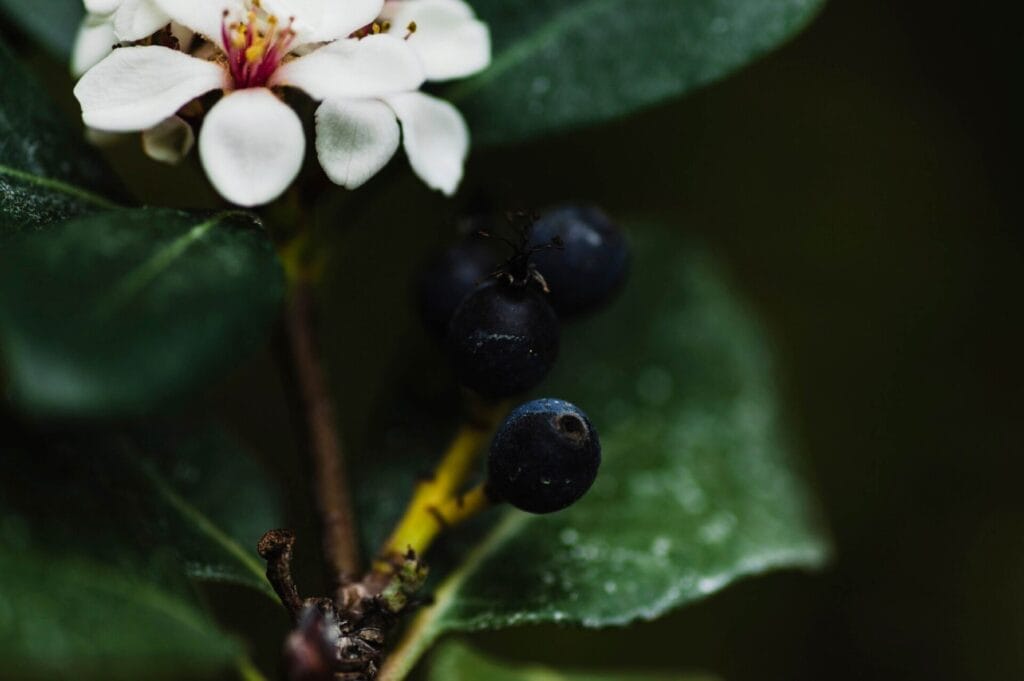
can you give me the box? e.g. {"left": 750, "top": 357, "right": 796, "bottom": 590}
{"left": 0, "top": 0, "right": 82, "bottom": 59}
{"left": 0, "top": 552, "right": 239, "bottom": 681}
{"left": 0, "top": 423, "right": 281, "bottom": 679}
{"left": 429, "top": 640, "right": 718, "bottom": 681}
{"left": 451, "top": 0, "right": 825, "bottom": 144}
{"left": 0, "top": 37, "right": 120, "bottom": 237}
{"left": 130, "top": 425, "right": 284, "bottom": 596}
{"left": 0, "top": 208, "right": 285, "bottom": 420}
{"left": 367, "top": 223, "right": 830, "bottom": 679}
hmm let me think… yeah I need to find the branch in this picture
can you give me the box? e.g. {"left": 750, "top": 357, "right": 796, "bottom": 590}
{"left": 285, "top": 279, "right": 361, "bottom": 589}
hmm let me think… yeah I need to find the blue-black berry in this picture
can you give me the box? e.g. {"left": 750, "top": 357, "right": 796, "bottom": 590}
{"left": 446, "top": 281, "right": 560, "bottom": 399}
{"left": 486, "top": 398, "right": 601, "bottom": 514}
{"left": 527, "top": 204, "right": 629, "bottom": 317}
{"left": 416, "top": 236, "right": 498, "bottom": 338}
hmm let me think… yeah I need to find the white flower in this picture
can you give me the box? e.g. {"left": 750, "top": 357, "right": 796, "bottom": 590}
{"left": 316, "top": 0, "right": 490, "bottom": 195}
{"left": 72, "top": 0, "right": 172, "bottom": 75}
{"left": 74, "top": 0, "right": 425, "bottom": 206}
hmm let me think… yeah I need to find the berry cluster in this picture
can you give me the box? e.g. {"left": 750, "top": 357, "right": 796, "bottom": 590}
{"left": 417, "top": 203, "right": 629, "bottom": 513}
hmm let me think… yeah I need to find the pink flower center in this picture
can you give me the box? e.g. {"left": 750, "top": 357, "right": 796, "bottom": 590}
{"left": 221, "top": 1, "right": 295, "bottom": 89}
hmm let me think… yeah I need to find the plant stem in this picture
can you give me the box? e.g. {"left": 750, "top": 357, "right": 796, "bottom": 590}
{"left": 235, "top": 655, "right": 270, "bottom": 681}
{"left": 286, "top": 278, "right": 361, "bottom": 590}
{"left": 378, "top": 400, "right": 508, "bottom": 561}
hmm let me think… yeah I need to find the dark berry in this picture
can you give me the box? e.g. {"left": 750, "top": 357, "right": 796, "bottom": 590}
{"left": 527, "top": 203, "right": 629, "bottom": 317}
{"left": 486, "top": 398, "right": 601, "bottom": 514}
{"left": 446, "top": 281, "right": 559, "bottom": 399}
{"left": 416, "top": 236, "right": 498, "bottom": 338}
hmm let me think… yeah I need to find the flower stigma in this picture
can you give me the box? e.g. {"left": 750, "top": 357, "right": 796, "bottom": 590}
{"left": 221, "top": 0, "right": 295, "bottom": 89}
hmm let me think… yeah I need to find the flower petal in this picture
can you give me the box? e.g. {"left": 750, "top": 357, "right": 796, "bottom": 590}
{"left": 151, "top": 0, "right": 237, "bottom": 41}
{"left": 273, "top": 34, "right": 424, "bottom": 100}
{"left": 198, "top": 88, "right": 305, "bottom": 207}
{"left": 319, "top": 0, "right": 385, "bottom": 39}
{"left": 381, "top": 0, "right": 490, "bottom": 81}
{"left": 71, "top": 15, "right": 117, "bottom": 77}
{"left": 112, "top": 0, "right": 171, "bottom": 41}
{"left": 74, "top": 46, "right": 227, "bottom": 132}
{"left": 384, "top": 91, "right": 467, "bottom": 196}
{"left": 268, "top": 0, "right": 383, "bottom": 44}
{"left": 142, "top": 115, "right": 195, "bottom": 164}
{"left": 84, "top": 0, "right": 121, "bottom": 16}
{"left": 315, "top": 98, "right": 399, "bottom": 190}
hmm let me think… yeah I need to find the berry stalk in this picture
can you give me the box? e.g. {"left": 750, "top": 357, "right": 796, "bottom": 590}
{"left": 378, "top": 400, "right": 508, "bottom": 560}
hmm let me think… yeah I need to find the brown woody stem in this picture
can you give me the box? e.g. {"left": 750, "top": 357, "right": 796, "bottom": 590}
{"left": 285, "top": 278, "right": 361, "bottom": 592}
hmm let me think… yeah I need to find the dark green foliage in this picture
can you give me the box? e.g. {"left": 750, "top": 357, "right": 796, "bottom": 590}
{"left": 0, "top": 208, "right": 284, "bottom": 420}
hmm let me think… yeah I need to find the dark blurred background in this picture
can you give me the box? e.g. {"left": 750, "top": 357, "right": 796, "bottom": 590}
{"left": 452, "top": 1, "right": 1023, "bottom": 679}
{"left": 17, "top": 0, "right": 1021, "bottom": 679}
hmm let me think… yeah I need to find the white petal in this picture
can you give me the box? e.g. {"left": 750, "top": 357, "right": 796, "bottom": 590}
{"left": 142, "top": 115, "right": 195, "bottom": 164}
{"left": 314, "top": 0, "right": 384, "bottom": 42}
{"left": 71, "top": 15, "right": 117, "bottom": 77}
{"left": 268, "top": 0, "right": 383, "bottom": 44}
{"left": 112, "top": 0, "right": 171, "bottom": 41}
{"left": 199, "top": 89, "right": 305, "bottom": 207}
{"left": 381, "top": 0, "right": 490, "bottom": 81}
{"left": 315, "top": 98, "right": 399, "bottom": 190}
{"left": 385, "top": 91, "right": 467, "bottom": 196}
{"left": 84, "top": 0, "right": 121, "bottom": 16}
{"left": 74, "top": 46, "right": 227, "bottom": 132}
{"left": 274, "top": 34, "right": 424, "bottom": 100}
{"left": 152, "top": 0, "right": 238, "bottom": 40}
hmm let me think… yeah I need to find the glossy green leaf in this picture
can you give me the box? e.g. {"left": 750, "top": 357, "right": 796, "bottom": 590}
{"left": 130, "top": 425, "right": 283, "bottom": 596}
{"left": 429, "top": 641, "right": 718, "bottom": 681}
{"left": 450, "top": 0, "right": 825, "bottom": 144}
{"left": 0, "top": 553, "right": 239, "bottom": 681}
{"left": 0, "top": 424, "right": 281, "bottom": 679}
{"left": 367, "top": 223, "right": 829, "bottom": 679}
{"left": 0, "top": 37, "right": 120, "bottom": 237}
{"left": 0, "top": 208, "right": 284, "bottom": 419}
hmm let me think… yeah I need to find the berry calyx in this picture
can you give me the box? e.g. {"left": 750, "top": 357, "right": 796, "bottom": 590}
{"left": 446, "top": 280, "right": 560, "bottom": 399}
{"left": 486, "top": 398, "right": 601, "bottom": 514}
{"left": 527, "top": 204, "right": 629, "bottom": 317}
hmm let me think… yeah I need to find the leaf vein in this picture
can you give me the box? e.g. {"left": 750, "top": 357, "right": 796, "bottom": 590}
{"left": 0, "top": 162, "right": 118, "bottom": 210}
{"left": 130, "top": 454, "right": 273, "bottom": 597}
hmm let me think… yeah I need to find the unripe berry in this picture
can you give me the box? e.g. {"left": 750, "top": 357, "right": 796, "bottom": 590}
{"left": 486, "top": 398, "right": 601, "bottom": 514}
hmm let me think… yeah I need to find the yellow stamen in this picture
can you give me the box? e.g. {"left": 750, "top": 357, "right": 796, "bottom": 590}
{"left": 231, "top": 25, "right": 247, "bottom": 49}
{"left": 245, "top": 41, "right": 266, "bottom": 62}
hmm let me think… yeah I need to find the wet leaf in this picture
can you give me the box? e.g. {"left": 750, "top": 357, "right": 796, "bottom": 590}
{"left": 0, "top": 422, "right": 280, "bottom": 679}
{"left": 367, "top": 223, "right": 830, "bottom": 679}
{"left": 0, "top": 208, "right": 284, "bottom": 420}
{"left": 429, "top": 640, "right": 718, "bottom": 681}
{"left": 453, "top": 0, "right": 826, "bottom": 144}
{"left": 0, "top": 553, "right": 240, "bottom": 681}
{"left": 0, "top": 37, "right": 121, "bottom": 237}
